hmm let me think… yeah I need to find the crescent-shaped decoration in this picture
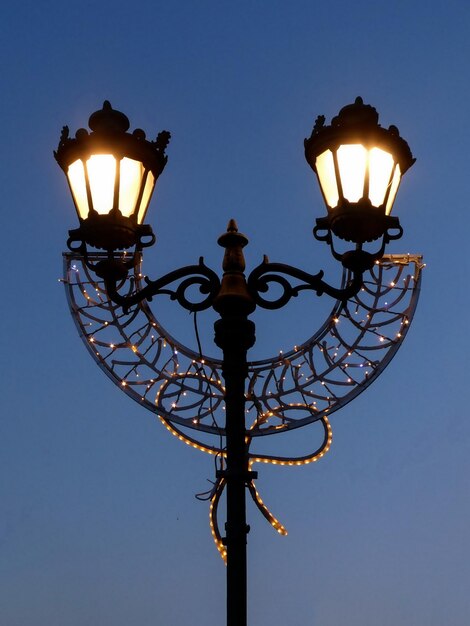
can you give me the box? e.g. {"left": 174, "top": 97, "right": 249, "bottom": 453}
{"left": 63, "top": 253, "right": 423, "bottom": 447}
{"left": 62, "top": 251, "right": 423, "bottom": 557}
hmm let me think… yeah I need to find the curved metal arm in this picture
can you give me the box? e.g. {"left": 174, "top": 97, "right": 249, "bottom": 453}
{"left": 247, "top": 255, "right": 363, "bottom": 310}
{"left": 102, "top": 256, "right": 221, "bottom": 313}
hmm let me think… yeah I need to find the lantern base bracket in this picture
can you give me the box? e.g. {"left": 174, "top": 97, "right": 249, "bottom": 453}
{"left": 313, "top": 213, "right": 403, "bottom": 271}
{"left": 314, "top": 211, "right": 402, "bottom": 245}
{"left": 67, "top": 216, "right": 155, "bottom": 252}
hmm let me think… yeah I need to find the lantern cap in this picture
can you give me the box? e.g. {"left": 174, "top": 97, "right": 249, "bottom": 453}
{"left": 88, "top": 100, "right": 130, "bottom": 133}
{"left": 304, "top": 96, "right": 415, "bottom": 175}
{"left": 332, "top": 96, "right": 379, "bottom": 128}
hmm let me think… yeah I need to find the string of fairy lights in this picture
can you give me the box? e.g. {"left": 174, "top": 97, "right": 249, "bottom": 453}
{"left": 62, "top": 252, "right": 423, "bottom": 558}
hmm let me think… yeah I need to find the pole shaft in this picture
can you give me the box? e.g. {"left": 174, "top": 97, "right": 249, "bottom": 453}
{"left": 225, "top": 338, "right": 249, "bottom": 626}
{"left": 215, "top": 316, "right": 255, "bottom": 626}
{"left": 213, "top": 220, "right": 256, "bottom": 626}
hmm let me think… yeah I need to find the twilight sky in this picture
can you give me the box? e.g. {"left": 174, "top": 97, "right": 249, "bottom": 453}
{"left": 1, "top": 2, "right": 469, "bottom": 625}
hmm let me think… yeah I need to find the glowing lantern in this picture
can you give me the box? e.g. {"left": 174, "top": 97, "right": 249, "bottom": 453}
{"left": 55, "top": 101, "right": 170, "bottom": 250}
{"left": 305, "top": 97, "right": 415, "bottom": 243}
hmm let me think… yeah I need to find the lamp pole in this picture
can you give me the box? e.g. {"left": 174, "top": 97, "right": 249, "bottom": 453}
{"left": 56, "top": 97, "right": 420, "bottom": 626}
{"left": 213, "top": 222, "right": 256, "bottom": 626}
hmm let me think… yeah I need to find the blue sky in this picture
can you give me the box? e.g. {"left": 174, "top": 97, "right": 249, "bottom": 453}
{"left": 1, "top": 2, "right": 469, "bottom": 625}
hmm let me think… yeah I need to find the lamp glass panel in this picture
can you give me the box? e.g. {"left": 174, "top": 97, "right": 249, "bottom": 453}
{"left": 385, "top": 164, "right": 401, "bottom": 215}
{"left": 119, "top": 157, "right": 144, "bottom": 217}
{"left": 368, "top": 147, "right": 394, "bottom": 207}
{"left": 315, "top": 149, "right": 339, "bottom": 208}
{"left": 137, "top": 172, "right": 156, "bottom": 224}
{"left": 87, "top": 155, "right": 116, "bottom": 215}
{"left": 337, "top": 144, "right": 367, "bottom": 203}
{"left": 67, "top": 160, "right": 89, "bottom": 219}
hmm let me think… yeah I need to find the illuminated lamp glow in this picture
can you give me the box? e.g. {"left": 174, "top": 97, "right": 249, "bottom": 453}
{"left": 385, "top": 164, "right": 402, "bottom": 215}
{"left": 368, "top": 147, "right": 394, "bottom": 207}
{"left": 137, "top": 171, "right": 156, "bottom": 224}
{"left": 67, "top": 160, "right": 88, "bottom": 219}
{"left": 87, "top": 155, "right": 116, "bottom": 214}
{"left": 315, "top": 149, "right": 338, "bottom": 208}
{"left": 337, "top": 144, "right": 367, "bottom": 202}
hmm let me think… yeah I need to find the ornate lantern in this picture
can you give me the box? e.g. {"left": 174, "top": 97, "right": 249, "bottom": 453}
{"left": 54, "top": 101, "right": 170, "bottom": 251}
{"left": 305, "top": 97, "right": 415, "bottom": 244}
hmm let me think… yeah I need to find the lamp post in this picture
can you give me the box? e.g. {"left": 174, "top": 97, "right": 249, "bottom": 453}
{"left": 56, "top": 97, "right": 421, "bottom": 626}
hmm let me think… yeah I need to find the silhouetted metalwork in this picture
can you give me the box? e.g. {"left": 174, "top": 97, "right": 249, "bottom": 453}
{"left": 58, "top": 98, "right": 421, "bottom": 626}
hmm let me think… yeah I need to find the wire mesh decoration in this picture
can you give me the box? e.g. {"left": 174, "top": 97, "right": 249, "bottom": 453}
{"left": 63, "top": 251, "right": 423, "bottom": 558}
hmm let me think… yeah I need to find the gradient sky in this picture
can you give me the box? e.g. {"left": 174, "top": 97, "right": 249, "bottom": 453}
{"left": 1, "top": 2, "right": 469, "bottom": 625}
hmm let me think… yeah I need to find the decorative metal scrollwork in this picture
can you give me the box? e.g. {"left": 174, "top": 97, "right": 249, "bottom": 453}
{"left": 62, "top": 251, "right": 423, "bottom": 558}
{"left": 102, "top": 257, "right": 221, "bottom": 313}
{"left": 247, "top": 256, "right": 363, "bottom": 308}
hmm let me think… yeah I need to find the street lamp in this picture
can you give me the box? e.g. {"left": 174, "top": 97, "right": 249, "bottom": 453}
{"left": 57, "top": 97, "right": 422, "bottom": 626}
{"left": 54, "top": 100, "right": 169, "bottom": 251}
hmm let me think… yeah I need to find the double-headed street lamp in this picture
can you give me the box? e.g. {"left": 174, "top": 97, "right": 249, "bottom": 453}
{"left": 56, "top": 97, "right": 422, "bottom": 626}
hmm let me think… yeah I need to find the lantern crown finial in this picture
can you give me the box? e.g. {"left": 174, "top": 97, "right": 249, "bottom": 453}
{"left": 88, "top": 100, "right": 130, "bottom": 133}
{"left": 331, "top": 96, "right": 379, "bottom": 129}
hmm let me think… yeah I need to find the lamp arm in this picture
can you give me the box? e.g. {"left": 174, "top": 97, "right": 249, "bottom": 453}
{"left": 247, "top": 256, "right": 363, "bottom": 310}
{"left": 99, "top": 256, "right": 221, "bottom": 314}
